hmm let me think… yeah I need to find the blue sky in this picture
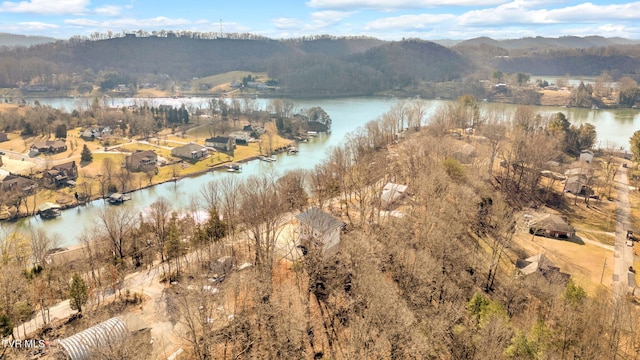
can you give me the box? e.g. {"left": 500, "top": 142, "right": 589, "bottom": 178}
{"left": 1, "top": 0, "right": 640, "bottom": 40}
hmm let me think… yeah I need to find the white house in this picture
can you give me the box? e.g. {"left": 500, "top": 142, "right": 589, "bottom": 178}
{"left": 296, "top": 208, "right": 344, "bottom": 257}
{"left": 579, "top": 149, "right": 594, "bottom": 163}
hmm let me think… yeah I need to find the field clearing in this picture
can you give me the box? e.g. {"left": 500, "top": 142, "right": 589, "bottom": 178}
{"left": 539, "top": 89, "right": 571, "bottom": 106}
{"left": 193, "top": 71, "right": 267, "bottom": 88}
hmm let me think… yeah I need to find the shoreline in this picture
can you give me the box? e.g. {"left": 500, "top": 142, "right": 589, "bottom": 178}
{"left": 7, "top": 148, "right": 293, "bottom": 222}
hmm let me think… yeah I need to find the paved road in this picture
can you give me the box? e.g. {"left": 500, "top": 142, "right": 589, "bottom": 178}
{"left": 612, "top": 164, "right": 634, "bottom": 301}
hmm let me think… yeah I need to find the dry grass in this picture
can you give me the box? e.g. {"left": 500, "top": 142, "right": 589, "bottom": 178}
{"left": 512, "top": 230, "right": 612, "bottom": 295}
{"left": 562, "top": 198, "right": 617, "bottom": 233}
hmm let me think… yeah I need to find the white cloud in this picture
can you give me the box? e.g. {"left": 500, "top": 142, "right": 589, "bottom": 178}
{"left": 18, "top": 21, "right": 58, "bottom": 29}
{"left": 94, "top": 5, "right": 122, "bottom": 16}
{"left": 272, "top": 17, "right": 305, "bottom": 30}
{"left": 306, "top": 0, "right": 507, "bottom": 9}
{"left": 65, "top": 16, "right": 197, "bottom": 29}
{"left": 0, "top": 0, "right": 88, "bottom": 14}
{"left": 365, "top": 13, "right": 456, "bottom": 30}
{"left": 457, "top": 1, "right": 640, "bottom": 27}
{"left": 310, "top": 10, "right": 355, "bottom": 27}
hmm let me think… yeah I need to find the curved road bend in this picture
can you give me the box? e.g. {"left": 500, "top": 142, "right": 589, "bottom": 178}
{"left": 613, "top": 163, "right": 634, "bottom": 301}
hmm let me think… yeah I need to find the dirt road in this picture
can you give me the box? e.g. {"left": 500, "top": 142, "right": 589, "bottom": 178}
{"left": 612, "top": 164, "right": 634, "bottom": 301}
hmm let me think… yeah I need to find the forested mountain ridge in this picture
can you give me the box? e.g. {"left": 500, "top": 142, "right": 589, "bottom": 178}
{"left": 0, "top": 33, "right": 57, "bottom": 47}
{"left": 0, "top": 35, "right": 470, "bottom": 96}
{"left": 2, "top": 33, "right": 640, "bottom": 96}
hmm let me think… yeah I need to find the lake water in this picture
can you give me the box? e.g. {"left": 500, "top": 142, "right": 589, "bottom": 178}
{"left": 19, "top": 96, "right": 640, "bottom": 246}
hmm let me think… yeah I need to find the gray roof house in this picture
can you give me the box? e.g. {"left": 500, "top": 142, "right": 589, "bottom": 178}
{"left": 380, "top": 183, "right": 408, "bottom": 209}
{"left": 516, "top": 253, "right": 570, "bottom": 284}
{"left": 205, "top": 136, "right": 236, "bottom": 152}
{"left": 171, "top": 142, "right": 208, "bottom": 159}
{"left": 296, "top": 207, "right": 344, "bottom": 257}
{"left": 529, "top": 214, "right": 575, "bottom": 239}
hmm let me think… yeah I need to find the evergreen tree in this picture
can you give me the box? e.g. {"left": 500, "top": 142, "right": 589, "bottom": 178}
{"left": 630, "top": 130, "right": 640, "bottom": 162}
{"left": 55, "top": 124, "right": 67, "bottom": 138}
{"left": 81, "top": 144, "right": 93, "bottom": 162}
{"left": 69, "top": 273, "right": 88, "bottom": 313}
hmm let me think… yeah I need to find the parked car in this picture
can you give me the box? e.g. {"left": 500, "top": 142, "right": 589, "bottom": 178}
{"left": 628, "top": 230, "right": 635, "bottom": 240}
{"left": 0, "top": 151, "right": 5, "bottom": 155}
{"left": 627, "top": 240, "right": 634, "bottom": 247}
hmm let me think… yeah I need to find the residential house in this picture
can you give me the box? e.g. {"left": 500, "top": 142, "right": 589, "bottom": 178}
{"left": 205, "top": 136, "right": 236, "bottom": 152}
{"left": 296, "top": 207, "right": 344, "bottom": 257}
{"left": 516, "top": 253, "right": 570, "bottom": 284}
{"left": 229, "top": 131, "right": 250, "bottom": 145}
{"left": 579, "top": 149, "right": 594, "bottom": 163}
{"left": 80, "top": 126, "right": 113, "bottom": 140}
{"left": 126, "top": 150, "right": 157, "bottom": 171}
{"left": 171, "top": 142, "right": 208, "bottom": 160}
{"left": 0, "top": 133, "right": 8, "bottom": 142}
{"left": 31, "top": 139, "right": 67, "bottom": 154}
{"left": 564, "top": 174, "right": 591, "bottom": 195}
{"left": 44, "top": 161, "right": 78, "bottom": 187}
{"left": 380, "top": 183, "right": 408, "bottom": 209}
{"left": 1, "top": 175, "right": 36, "bottom": 194}
{"left": 529, "top": 214, "right": 575, "bottom": 239}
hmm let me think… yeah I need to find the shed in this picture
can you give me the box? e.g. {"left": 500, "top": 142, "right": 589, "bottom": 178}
{"left": 56, "top": 317, "right": 128, "bottom": 360}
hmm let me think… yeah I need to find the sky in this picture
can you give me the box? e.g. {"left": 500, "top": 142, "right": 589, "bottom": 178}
{"left": 1, "top": 0, "right": 640, "bottom": 41}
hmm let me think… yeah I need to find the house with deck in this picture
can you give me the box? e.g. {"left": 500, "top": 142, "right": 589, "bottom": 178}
{"left": 125, "top": 150, "right": 157, "bottom": 171}
{"left": 44, "top": 161, "right": 78, "bottom": 187}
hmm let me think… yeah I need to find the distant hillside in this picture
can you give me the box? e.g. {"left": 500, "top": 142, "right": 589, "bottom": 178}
{"left": 352, "top": 40, "right": 470, "bottom": 83}
{"left": 4, "top": 33, "right": 640, "bottom": 96}
{"left": 494, "top": 53, "right": 640, "bottom": 76}
{"left": 456, "top": 35, "right": 640, "bottom": 51}
{"left": 0, "top": 33, "right": 57, "bottom": 47}
{"left": 285, "top": 36, "right": 384, "bottom": 57}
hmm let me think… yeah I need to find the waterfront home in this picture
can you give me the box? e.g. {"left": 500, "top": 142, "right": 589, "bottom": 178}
{"left": 126, "top": 150, "right": 157, "bottom": 171}
{"left": 171, "top": 142, "right": 208, "bottom": 160}
{"left": 44, "top": 161, "right": 78, "bottom": 188}
{"left": 205, "top": 136, "right": 236, "bottom": 152}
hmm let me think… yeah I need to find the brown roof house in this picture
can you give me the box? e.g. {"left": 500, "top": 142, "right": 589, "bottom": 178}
{"left": 516, "top": 253, "right": 570, "bottom": 284}
{"left": 205, "top": 136, "right": 236, "bottom": 152}
{"left": 528, "top": 214, "right": 575, "bottom": 239}
{"left": 31, "top": 139, "right": 67, "bottom": 154}
{"left": 44, "top": 161, "right": 78, "bottom": 187}
{"left": 0, "top": 133, "right": 8, "bottom": 142}
{"left": 297, "top": 208, "right": 344, "bottom": 257}
{"left": 125, "top": 150, "right": 157, "bottom": 171}
{"left": 171, "top": 142, "right": 208, "bottom": 160}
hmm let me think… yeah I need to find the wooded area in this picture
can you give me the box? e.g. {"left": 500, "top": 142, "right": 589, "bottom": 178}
{"left": 0, "top": 96, "right": 637, "bottom": 359}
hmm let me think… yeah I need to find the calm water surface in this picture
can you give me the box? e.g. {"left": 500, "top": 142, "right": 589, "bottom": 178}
{"left": 21, "top": 97, "right": 640, "bottom": 245}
